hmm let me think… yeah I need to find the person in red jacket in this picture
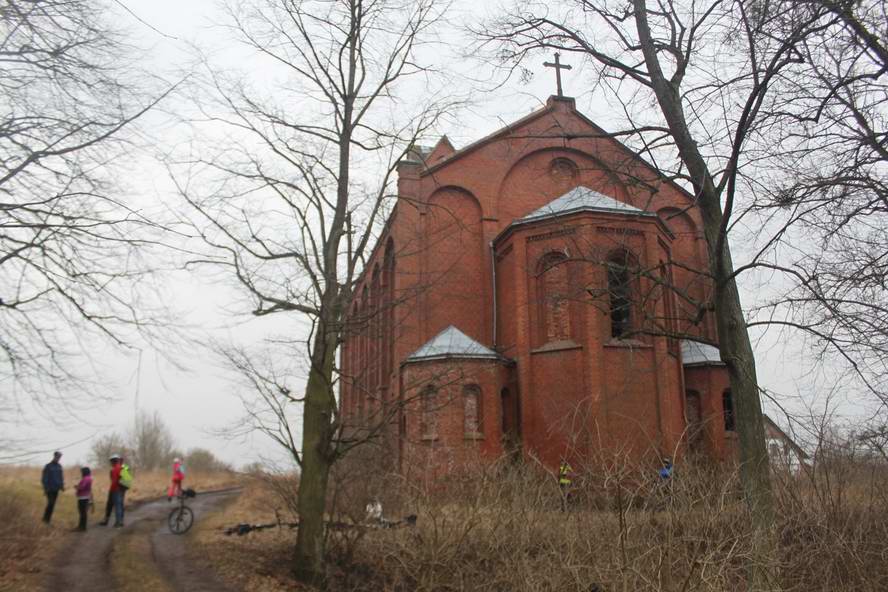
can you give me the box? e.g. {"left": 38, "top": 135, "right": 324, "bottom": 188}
{"left": 99, "top": 454, "right": 125, "bottom": 527}
{"left": 168, "top": 457, "right": 185, "bottom": 501}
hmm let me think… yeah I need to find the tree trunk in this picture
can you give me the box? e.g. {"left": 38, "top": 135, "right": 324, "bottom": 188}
{"left": 294, "top": 17, "right": 354, "bottom": 577}
{"left": 631, "top": 1, "right": 777, "bottom": 588}
{"left": 294, "top": 323, "right": 338, "bottom": 585}
{"left": 699, "top": 202, "right": 778, "bottom": 592}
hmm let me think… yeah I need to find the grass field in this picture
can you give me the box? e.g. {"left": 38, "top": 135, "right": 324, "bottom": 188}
{"left": 0, "top": 464, "right": 240, "bottom": 592}
{"left": 192, "top": 457, "right": 888, "bottom": 592}
{"left": 191, "top": 476, "right": 303, "bottom": 591}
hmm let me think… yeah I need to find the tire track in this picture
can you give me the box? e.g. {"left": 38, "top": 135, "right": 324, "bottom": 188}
{"left": 44, "top": 489, "right": 241, "bottom": 592}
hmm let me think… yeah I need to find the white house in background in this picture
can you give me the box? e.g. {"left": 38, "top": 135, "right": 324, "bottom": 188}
{"left": 763, "top": 414, "right": 809, "bottom": 472}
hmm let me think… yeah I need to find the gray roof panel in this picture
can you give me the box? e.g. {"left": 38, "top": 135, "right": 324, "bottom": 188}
{"left": 680, "top": 339, "right": 724, "bottom": 366}
{"left": 517, "top": 186, "right": 655, "bottom": 225}
{"left": 405, "top": 326, "right": 501, "bottom": 362}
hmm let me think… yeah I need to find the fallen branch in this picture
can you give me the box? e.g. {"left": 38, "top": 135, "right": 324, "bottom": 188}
{"left": 223, "top": 513, "right": 418, "bottom": 536}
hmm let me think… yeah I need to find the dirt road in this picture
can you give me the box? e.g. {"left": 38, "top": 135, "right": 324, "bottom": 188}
{"left": 45, "top": 489, "right": 240, "bottom": 592}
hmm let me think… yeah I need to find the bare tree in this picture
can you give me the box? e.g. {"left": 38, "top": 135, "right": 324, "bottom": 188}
{"left": 476, "top": 1, "right": 872, "bottom": 587}
{"left": 89, "top": 431, "right": 132, "bottom": 466}
{"left": 746, "top": 0, "right": 888, "bottom": 402}
{"left": 129, "top": 410, "right": 175, "bottom": 471}
{"left": 0, "top": 0, "right": 173, "bottom": 425}
{"left": 170, "top": 0, "right": 455, "bottom": 582}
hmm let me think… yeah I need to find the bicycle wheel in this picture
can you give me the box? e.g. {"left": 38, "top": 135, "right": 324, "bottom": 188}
{"left": 168, "top": 505, "right": 194, "bottom": 534}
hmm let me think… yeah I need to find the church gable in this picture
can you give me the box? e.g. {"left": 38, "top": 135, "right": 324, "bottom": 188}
{"left": 413, "top": 96, "right": 694, "bottom": 232}
{"left": 425, "top": 135, "right": 456, "bottom": 166}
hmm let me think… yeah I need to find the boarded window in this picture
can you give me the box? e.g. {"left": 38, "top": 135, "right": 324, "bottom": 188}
{"left": 420, "top": 386, "right": 437, "bottom": 438}
{"left": 463, "top": 384, "right": 482, "bottom": 436}
{"left": 538, "top": 252, "right": 570, "bottom": 343}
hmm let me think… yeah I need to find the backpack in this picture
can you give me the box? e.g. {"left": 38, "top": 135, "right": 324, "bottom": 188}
{"left": 119, "top": 464, "right": 134, "bottom": 490}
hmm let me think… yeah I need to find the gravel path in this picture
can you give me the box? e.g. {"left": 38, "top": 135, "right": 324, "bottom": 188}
{"left": 44, "top": 488, "right": 241, "bottom": 592}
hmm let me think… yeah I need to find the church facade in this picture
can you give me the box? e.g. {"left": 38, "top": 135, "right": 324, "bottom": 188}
{"left": 339, "top": 95, "right": 737, "bottom": 476}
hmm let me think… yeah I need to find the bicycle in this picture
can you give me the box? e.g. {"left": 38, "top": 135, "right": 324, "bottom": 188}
{"left": 168, "top": 488, "right": 196, "bottom": 534}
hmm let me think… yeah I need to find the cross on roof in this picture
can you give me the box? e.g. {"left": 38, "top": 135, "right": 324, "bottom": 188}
{"left": 543, "top": 52, "right": 572, "bottom": 97}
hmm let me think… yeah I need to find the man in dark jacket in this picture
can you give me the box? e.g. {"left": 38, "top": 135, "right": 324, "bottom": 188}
{"left": 41, "top": 451, "right": 65, "bottom": 523}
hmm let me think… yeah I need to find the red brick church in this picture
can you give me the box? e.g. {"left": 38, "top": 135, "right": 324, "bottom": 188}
{"left": 339, "top": 94, "right": 741, "bottom": 476}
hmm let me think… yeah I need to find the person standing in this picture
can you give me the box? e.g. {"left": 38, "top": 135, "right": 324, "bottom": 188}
{"left": 74, "top": 467, "right": 93, "bottom": 531}
{"left": 658, "top": 457, "right": 673, "bottom": 481}
{"left": 558, "top": 459, "right": 574, "bottom": 512}
{"left": 99, "top": 454, "right": 125, "bottom": 527}
{"left": 168, "top": 457, "right": 185, "bottom": 500}
{"left": 41, "top": 451, "right": 65, "bottom": 524}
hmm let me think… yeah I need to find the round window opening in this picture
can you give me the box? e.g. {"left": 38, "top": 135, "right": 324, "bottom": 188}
{"left": 550, "top": 157, "right": 579, "bottom": 180}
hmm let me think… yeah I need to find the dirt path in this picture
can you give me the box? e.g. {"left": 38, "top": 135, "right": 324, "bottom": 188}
{"left": 45, "top": 488, "right": 241, "bottom": 592}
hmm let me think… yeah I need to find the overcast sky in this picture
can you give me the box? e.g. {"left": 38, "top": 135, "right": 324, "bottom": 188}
{"left": 10, "top": 0, "right": 863, "bottom": 469}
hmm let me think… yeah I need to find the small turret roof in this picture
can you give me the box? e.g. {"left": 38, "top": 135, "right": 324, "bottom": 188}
{"left": 516, "top": 186, "right": 654, "bottom": 225}
{"left": 405, "top": 326, "right": 501, "bottom": 363}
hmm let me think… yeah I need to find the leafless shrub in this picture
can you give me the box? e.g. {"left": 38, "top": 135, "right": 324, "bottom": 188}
{"left": 320, "top": 439, "right": 888, "bottom": 591}
{"left": 89, "top": 432, "right": 133, "bottom": 467}
{"left": 186, "top": 448, "right": 233, "bottom": 473}
{"left": 129, "top": 410, "right": 175, "bottom": 471}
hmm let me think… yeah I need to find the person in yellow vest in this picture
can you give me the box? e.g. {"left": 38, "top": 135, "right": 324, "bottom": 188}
{"left": 558, "top": 459, "right": 574, "bottom": 512}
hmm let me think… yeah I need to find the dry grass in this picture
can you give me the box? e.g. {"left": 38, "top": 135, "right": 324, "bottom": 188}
{"left": 0, "top": 465, "right": 80, "bottom": 592}
{"left": 192, "top": 475, "right": 310, "bottom": 591}
{"left": 0, "top": 464, "right": 241, "bottom": 592}
{"left": 194, "top": 455, "right": 888, "bottom": 592}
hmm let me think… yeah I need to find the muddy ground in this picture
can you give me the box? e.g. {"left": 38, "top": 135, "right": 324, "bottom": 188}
{"left": 44, "top": 489, "right": 241, "bottom": 592}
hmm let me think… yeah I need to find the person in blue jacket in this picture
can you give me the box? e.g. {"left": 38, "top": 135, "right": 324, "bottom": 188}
{"left": 41, "top": 451, "right": 65, "bottom": 524}
{"left": 658, "top": 457, "right": 673, "bottom": 481}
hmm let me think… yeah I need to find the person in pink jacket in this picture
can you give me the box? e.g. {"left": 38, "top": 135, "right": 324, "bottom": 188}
{"left": 74, "top": 467, "right": 93, "bottom": 531}
{"left": 168, "top": 458, "right": 185, "bottom": 500}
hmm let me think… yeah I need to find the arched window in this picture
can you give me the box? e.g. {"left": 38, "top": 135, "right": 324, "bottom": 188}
{"left": 463, "top": 384, "right": 482, "bottom": 437}
{"left": 420, "top": 385, "right": 437, "bottom": 439}
{"left": 348, "top": 303, "right": 359, "bottom": 418}
{"left": 538, "top": 252, "right": 570, "bottom": 343}
{"left": 500, "top": 388, "right": 511, "bottom": 436}
{"left": 722, "top": 389, "right": 735, "bottom": 432}
{"left": 359, "top": 286, "right": 369, "bottom": 422}
{"left": 606, "top": 251, "right": 634, "bottom": 338}
{"left": 370, "top": 266, "right": 381, "bottom": 395}
{"left": 685, "top": 390, "right": 703, "bottom": 449}
{"left": 685, "top": 390, "right": 702, "bottom": 425}
{"left": 383, "top": 240, "right": 396, "bottom": 384}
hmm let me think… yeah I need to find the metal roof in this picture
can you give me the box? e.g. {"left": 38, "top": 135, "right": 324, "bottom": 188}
{"left": 680, "top": 339, "right": 724, "bottom": 366}
{"left": 516, "top": 186, "right": 655, "bottom": 225}
{"left": 405, "top": 326, "right": 501, "bottom": 363}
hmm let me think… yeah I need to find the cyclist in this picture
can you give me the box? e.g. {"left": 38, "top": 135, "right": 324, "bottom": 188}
{"left": 168, "top": 457, "right": 185, "bottom": 501}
